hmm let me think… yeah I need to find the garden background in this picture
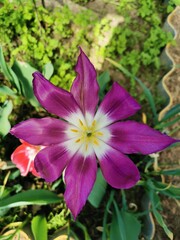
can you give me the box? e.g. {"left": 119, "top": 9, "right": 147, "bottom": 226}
{"left": 0, "top": 0, "right": 180, "bottom": 239}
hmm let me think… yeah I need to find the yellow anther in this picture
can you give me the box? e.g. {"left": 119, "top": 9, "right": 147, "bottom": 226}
{"left": 85, "top": 144, "right": 88, "bottom": 151}
{"left": 142, "top": 112, "right": 147, "bottom": 124}
{"left": 92, "top": 120, "right": 96, "bottom": 127}
{"left": 79, "top": 119, "right": 84, "bottom": 126}
{"left": 75, "top": 139, "right": 81, "bottom": 143}
{"left": 71, "top": 129, "right": 78, "bottom": 133}
{"left": 96, "top": 132, "right": 103, "bottom": 136}
{"left": 93, "top": 139, "right": 99, "bottom": 146}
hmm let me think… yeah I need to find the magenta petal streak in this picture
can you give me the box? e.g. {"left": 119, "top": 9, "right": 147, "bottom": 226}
{"left": 64, "top": 150, "right": 97, "bottom": 219}
{"left": 71, "top": 48, "right": 99, "bottom": 116}
{"left": 10, "top": 117, "right": 69, "bottom": 146}
{"left": 108, "top": 121, "right": 178, "bottom": 154}
{"left": 34, "top": 143, "right": 72, "bottom": 182}
{"left": 94, "top": 82, "right": 141, "bottom": 127}
{"left": 33, "top": 72, "right": 82, "bottom": 122}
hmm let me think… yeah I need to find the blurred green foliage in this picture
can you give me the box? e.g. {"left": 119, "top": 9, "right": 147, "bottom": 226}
{"left": 0, "top": 0, "right": 97, "bottom": 89}
{"left": 107, "top": 0, "right": 173, "bottom": 77}
{"left": 0, "top": 0, "right": 174, "bottom": 93}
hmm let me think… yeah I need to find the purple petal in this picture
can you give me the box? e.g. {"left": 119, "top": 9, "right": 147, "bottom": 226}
{"left": 95, "top": 82, "right": 141, "bottom": 126}
{"left": 34, "top": 143, "right": 71, "bottom": 182}
{"left": 97, "top": 146, "right": 140, "bottom": 189}
{"left": 33, "top": 72, "right": 81, "bottom": 121}
{"left": 108, "top": 121, "right": 179, "bottom": 154}
{"left": 70, "top": 48, "right": 99, "bottom": 116}
{"left": 10, "top": 117, "right": 69, "bottom": 146}
{"left": 64, "top": 151, "right": 97, "bottom": 219}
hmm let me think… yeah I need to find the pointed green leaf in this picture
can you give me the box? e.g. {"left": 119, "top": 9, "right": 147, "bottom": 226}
{"left": 0, "top": 46, "right": 21, "bottom": 92}
{"left": 0, "top": 85, "right": 17, "bottom": 97}
{"left": 161, "top": 169, "right": 180, "bottom": 176}
{"left": 155, "top": 116, "right": 180, "bottom": 130}
{"left": 0, "top": 189, "right": 61, "bottom": 209}
{"left": 31, "top": 215, "right": 48, "bottom": 240}
{"left": 153, "top": 208, "right": 173, "bottom": 240}
{"left": 121, "top": 211, "right": 141, "bottom": 240}
{"left": 88, "top": 169, "right": 107, "bottom": 208}
{"left": 147, "top": 188, "right": 173, "bottom": 239}
{"left": 110, "top": 201, "right": 141, "bottom": 240}
{"left": 160, "top": 104, "right": 180, "bottom": 122}
{"left": 153, "top": 181, "right": 180, "bottom": 199}
{"left": 42, "top": 62, "right": 54, "bottom": 80}
{"left": 141, "top": 193, "right": 155, "bottom": 240}
{"left": 0, "top": 100, "right": 13, "bottom": 137}
{"left": 110, "top": 201, "right": 126, "bottom": 240}
{"left": 12, "top": 60, "right": 39, "bottom": 107}
{"left": 97, "top": 71, "right": 110, "bottom": 99}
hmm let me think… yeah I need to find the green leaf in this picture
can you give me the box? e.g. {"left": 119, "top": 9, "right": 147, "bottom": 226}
{"left": 106, "top": 58, "right": 158, "bottom": 123}
{"left": 160, "top": 104, "right": 180, "bottom": 122}
{"left": 31, "top": 215, "right": 48, "bottom": 240}
{"left": 88, "top": 169, "right": 107, "bottom": 208}
{"left": 161, "top": 169, "right": 180, "bottom": 176}
{"left": 97, "top": 71, "right": 110, "bottom": 99}
{"left": 0, "top": 189, "right": 61, "bottom": 209}
{"left": 153, "top": 181, "right": 180, "bottom": 199}
{"left": 110, "top": 201, "right": 126, "bottom": 240}
{"left": 0, "top": 85, "right": 17, "bottom": 97}
{"left": 12, "top": 60, "right": 39, "bottom": 107}
{"left": 153, "top": 208, "right": 173, "bottom": 240}
{"left": 75, "top": 221, "right": 91, "bottom": 240}
{"left": 102, "top": 190, "right": 115, "bottom": 240}
{"left": 0, "top": 100, "right": 13, "bottom": 137}
{"left": 121, "top": 211, "right": 141, "bottom": 240}
{"left": 155, "top": 116, "right": 180, "bottom": 130}
{"left": 141, "top": 193, "right": 155, "bottom": 240}
{"left": 147, "top": 188, "right": 173, "bottom": 239}
{"left": 42, "top": 62, "right": 54, "bottom": 80}
{"left": 110, "top": 201, "right": 141, "bottom": 240}
{"left": 0, "top": 46, "right": 21, "bottom": 93}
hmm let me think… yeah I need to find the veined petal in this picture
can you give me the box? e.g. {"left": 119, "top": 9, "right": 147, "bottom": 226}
{"left": 10, "top": 117, "right": 69, "bottom": 146}
{"left": 108, "top": 121, "right": 179, "bottom": 154}
{"left": 34, "top": 143, "right": 72, "bottom": 182}
{"left": 11, "top": 142, "right": 39, "bottom": 177}
{"left": 33, "top": 72, "right": 82, "bottom": 122}
{"left": 64, "top": 148, "right": 97, "bottom": 219}
{"left": 94, "top": 82, "right": 141, "bottom": 128}
{"left": 93, "top": 142, "right": 140, "bottom": 189}
{"left": 70, "top": 48, "right": 99, "bottom": 116}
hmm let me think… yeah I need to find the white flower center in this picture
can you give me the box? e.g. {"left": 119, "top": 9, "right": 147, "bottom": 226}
{"left": 66, "top": 112, "right": 111, "bottom": 157}
{"left": 71, "top": 119, "right": 103, "bottom": 150}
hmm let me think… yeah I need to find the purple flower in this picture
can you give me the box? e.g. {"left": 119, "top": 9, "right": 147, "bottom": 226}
{"left": 10, "top": 48, "right": 178, "bottom": 219}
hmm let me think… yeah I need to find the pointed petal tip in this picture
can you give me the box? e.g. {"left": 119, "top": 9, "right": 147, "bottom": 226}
{"left": 108, "top": 121, "right": 179, "bottom": 155}
{"left": 121, "top": 172, "right": 140, "bottom": 189}
{"left": 9, "top": 127, "right": 14, "bottom": 135}
{"left": 65, "top": 200, "right": 80, "bottom": 220}
{"left": 32, "top": 71, "right": 42, "bottom": 78}
{"left": 10, "top": 125, "right": 20, "bottom": 137}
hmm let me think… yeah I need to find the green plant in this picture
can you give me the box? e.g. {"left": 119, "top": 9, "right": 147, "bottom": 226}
{"left": 0, "top": 0, "right": 97, "bottom": 89}
{"left": 106, "top": 0, "right": 173, "bottom": 94}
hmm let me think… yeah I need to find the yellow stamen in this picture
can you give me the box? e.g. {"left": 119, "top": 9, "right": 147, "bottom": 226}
{"left": 96, "top": 132, "right": 103, "bottom": 136}
{"left": 79, "top": 119, "right": 84, "bottom": 126}
{"left": 93, "top": 139, "right": 99, "bottom": 146}
{"left": 92, "top": 120, "right": 96, "bottom": 127}
{"left": 75, "top": 139, "right": 81, "bottom": 143}
{"left": 85, "top": 144, "right": 88, "bottom": 151}
{"left": 71, "top": 129, "right": 78, "bottom": 133}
